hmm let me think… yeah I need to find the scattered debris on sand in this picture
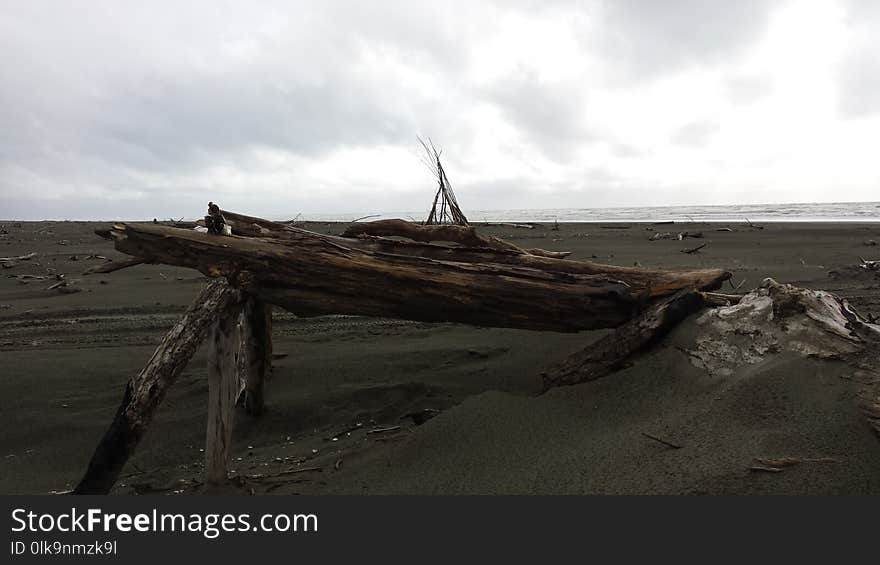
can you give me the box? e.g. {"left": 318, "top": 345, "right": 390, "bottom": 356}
{"left": 0, "top": 252, "right": 37, "bottom": 269}
{"left": 681, "top": 243, "right": 707, "bottom": 254}
{"left": 749, "top": 456, "right": 838, "bottom": 473}
{"left": 650, "top": 231, "right": 704, "bottom": 241}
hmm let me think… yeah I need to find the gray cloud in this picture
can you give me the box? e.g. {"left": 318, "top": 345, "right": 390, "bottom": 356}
{"left": 837, "top": 52, "right": 880, "bottom": 118}
{"left": 0, "top": 1, "right": 877, "bottom": 220}
{"left": 591, "top": 0, "right": 776, "bottom": 80}
{"left": 670, "top": 119, "right": 719, "bottom": 148}
{"left": 837, "top": 1, "right": 880, "bottom": 117}
{"left": 723, "top": 74, "right": 774, "bottom": 106}
{"left": 0, "top": 2, "right": 440, "bottom": 178}
{"left": 481, "top": 70, "right": 596, "bottom": 161}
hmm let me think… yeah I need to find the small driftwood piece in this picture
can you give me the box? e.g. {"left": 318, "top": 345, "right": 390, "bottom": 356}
{"left": 642, "top": 432, "right": 683, "bottom": 449}
{"left": 650, "top": 232, "right": 675, "bottom": 241}
{"left": 702, "top": 292, "right": 744, "bottom": 307}
{"left": 46, "top": 279, "right": 67, "bottom": 291}
{"left": 0, "top": 252, "right": 37, "bottom": 268}
{"left": 0, "top": 252, "right": 37, "bottom": 262}
{"left": 73, "top": 279, "right": 241, "bottom": 494}
{"left": 12, "top": 274, "right": 47, "bottom": 282}
{"left": 541, "top": 290, "right": 707, "bottom": 391}
{"left": 749, "top": 456, "right": 837, "bottom": 473}
{"left": 678, "top": 231, "right": 703, "bottom": 239}
{"left": 681, "top": 243, "right": 707, "bottom": 254}
{"left": 246, "top": 466, "right": 323, "bottom": 481}
{"left": 82, "top": 257, "right": 147, "bottom": 275}
{"left": 480, "top": 222, "right": 536, "bottom": 229}
{"left": 367, "top": 425, "right": 402, "bottom": 434}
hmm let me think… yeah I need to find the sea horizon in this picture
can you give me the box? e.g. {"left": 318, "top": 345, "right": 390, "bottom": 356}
{"left": 284, "top": 200, "right": 880, "bottom": 224}
{"left": 6, "top": 200, "right": 880, "bottom": 223}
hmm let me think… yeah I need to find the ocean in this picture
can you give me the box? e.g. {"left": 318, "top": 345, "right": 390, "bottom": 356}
{"left": 298, "top": 201, "right": 880, "bottom": 224}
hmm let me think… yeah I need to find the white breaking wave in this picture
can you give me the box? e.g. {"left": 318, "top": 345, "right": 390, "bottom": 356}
{"left": 284, "top": 201, "right": 880, "bottom": 223}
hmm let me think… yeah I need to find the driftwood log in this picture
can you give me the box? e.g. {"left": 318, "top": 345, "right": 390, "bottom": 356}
{"left": 218, "top": 210, "right": 728, "bottom": 299}
{"left": 541, "top": 290, "right": 707, "bottom": 391}
{"left": 105, "top": 221, "right": 730, "bottom": 332}
{"left": 73, "top": 279, "right": 241, "bottom": 494}
{"left": 75, "top": 207, "right": 733, "bottom": 492}
{"left": 82, "top": 257, "right": 147, "bottom": 275}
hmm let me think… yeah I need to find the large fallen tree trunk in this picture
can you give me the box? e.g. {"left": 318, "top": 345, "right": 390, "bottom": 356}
{"left": 106, "top": 221, "right": 729, "bottom": 332}
{"left": 73, "top": 279, "right": 241, "bottom": 494}
{"left": 215, "top": 210, "right": 731, "bottom": 299}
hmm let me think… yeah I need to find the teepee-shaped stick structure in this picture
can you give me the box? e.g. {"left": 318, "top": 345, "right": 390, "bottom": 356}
{"left": 420, "top": 137, "right": 469, "bottom": 226}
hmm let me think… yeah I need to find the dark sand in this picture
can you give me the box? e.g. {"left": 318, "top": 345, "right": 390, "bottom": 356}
{"left": 1, "top": 220, "right": 879, "bottom": 494}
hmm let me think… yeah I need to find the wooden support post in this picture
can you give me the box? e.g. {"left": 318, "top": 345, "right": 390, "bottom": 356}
{"left": 73, "top": 279, "right": 240, "bottom": 494}
{"left": 241, "top": 296, "right": 269, "bottom": 416}
{"left": 205, "top": 300, "right": 242, "bottom": 485}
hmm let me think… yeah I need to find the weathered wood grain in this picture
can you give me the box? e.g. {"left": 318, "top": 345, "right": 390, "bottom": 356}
{"left": 107, "top": 221, "right": 730, "bottom": 332}
{"left": 205, "top": 300, "right": 242, "bottom": 484}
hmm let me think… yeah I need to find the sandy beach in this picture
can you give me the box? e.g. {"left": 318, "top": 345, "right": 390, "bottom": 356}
{"left": 1, "top": 219, "right": 879, "bottom": 494}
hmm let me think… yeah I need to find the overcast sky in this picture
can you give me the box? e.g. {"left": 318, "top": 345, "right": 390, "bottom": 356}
{"left": 2, "top": 0, "right": 879, "bottom": 220}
